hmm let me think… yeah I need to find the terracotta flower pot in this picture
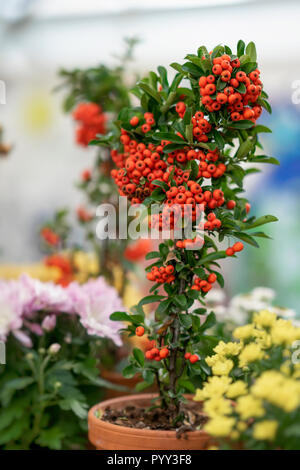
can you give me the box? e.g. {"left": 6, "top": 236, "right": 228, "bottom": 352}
{"left": 88, "top": 393, "right": 212, "bottom": 450}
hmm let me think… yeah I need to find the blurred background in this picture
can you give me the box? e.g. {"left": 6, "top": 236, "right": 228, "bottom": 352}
{"left": 0, "top": 0, "right": 299, "bottom": 311}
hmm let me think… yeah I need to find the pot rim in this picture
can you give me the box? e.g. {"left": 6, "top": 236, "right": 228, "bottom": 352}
{"left": 88, "top": 393, "right": 208, "bottom": 437}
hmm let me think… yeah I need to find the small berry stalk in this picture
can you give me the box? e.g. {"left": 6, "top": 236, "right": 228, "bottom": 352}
{"left": 96, "top": 40, "right": 278, "bottom": 421}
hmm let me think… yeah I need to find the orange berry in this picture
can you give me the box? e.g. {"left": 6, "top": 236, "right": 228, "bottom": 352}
{"left": 160, "top": 348, "right": 170, "bottom": 359}
{"left": 227, "top": 200, "right": 236, "bottom": 210}
{"left": 130, "top": 116, "right": 139, "bottom": 126}
{"left": 226, "top": 247, "right": 235, "bottom": 256}
{"left": 233, "top": 242, "right": 244, "bottom": 252}
{"left": 208, "top": 273, "right": 217, "bottom": 284}
{"left": 135, "top": 326, "right": 145, "bottom": 337}
{"left": 184, "top": 352, "right": 191, "bottom": 360}
{"left": 189, "top": 354, "right": 199, "bottom": 364}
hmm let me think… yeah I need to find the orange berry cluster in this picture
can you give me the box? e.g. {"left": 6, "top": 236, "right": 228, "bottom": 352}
{"left": 111, "top": 136, "right": 168, "bottom": 204}
{"left": 77, "top": 206, "right": 93, "bottom": 223}
{"left": 81, "top": 169, "right": 91, "bottom": 182}
{"left": 129, "top": 112, "right": 156, "bottom": 134}
{"left": 198, "top": 54, "right": 263, "bottom": 122}
{"left": 226, "top": 241, "right": 244, "bottom": 256}
{"left": 145, "top": 346, "right": 170, "bottom": 361}
{"left": 191, "top": 111, "right": 212, "bottom": 143}
{"left": 175, "top": 237, "right": 203, "bottom": 250}
{"left": 149, "top": 188, "right": 224, "bottom": 232}
{"left": 184, "top": 352, "right": 199, "bottom": 364}
{"left": 146, "top": 264, "right": 175, "bottom": 284}
{"left": 72, "top": 102, "right": 107, "bottom": 147}
{"left": 165, "top": 150, "right": 226, "bottom": 180}
{"left": 45, "top": 254, "right": 73, "bottom": 287}
{"left": 40, "top": 227, "right": 60, "bottom": 246}
{"left": 191, "top": 272, "right": 217, "bottom": 293}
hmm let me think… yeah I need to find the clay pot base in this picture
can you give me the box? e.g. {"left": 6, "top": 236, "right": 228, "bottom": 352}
{"left": 88, "top": 393, "right": 212, "bottom": 450}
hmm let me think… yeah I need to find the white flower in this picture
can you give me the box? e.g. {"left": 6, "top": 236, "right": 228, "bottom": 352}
{"left": 0, "top": 280, "right": 23, "bottom": 341}
{"left": 250, "top": 287, "right": 276, "bottom": 302}
{"left": 49, "top": 343, "right": 61, "bottom": 354}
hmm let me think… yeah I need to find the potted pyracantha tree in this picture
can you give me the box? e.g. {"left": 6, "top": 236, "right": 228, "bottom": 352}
{"left": 88, "top": 40, "right": 278, "bottom": 450}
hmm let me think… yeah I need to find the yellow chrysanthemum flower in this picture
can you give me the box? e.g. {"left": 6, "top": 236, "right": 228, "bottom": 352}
{"left": 213, "top": 341, "right": 242, "bottom": 357}
{"left": 253, "top": 310, "right": 277, "bottom": 329}
{"left": 205, "top": 354, "right": 221, "bottom": 367}
{"left": 205, "top": 416, "right": 236, "bottom": 437}
{"left": 236, "top": 395, "right": 265, "bottom": 420}
{"left": 253, "top": 420, "right": 278, "bottom": 441}
{"left": 251, "top": 370, "right": 300, "bottom": 412}
{"left": 212, "top": 359, "right": 234, "bottom": 376}
{"left": 271, "top": 319, "right": 300, "bottom": 346}
{"left": 230, "top": 430, "right": 240, "bottom": 440}
{"left": 233, "top": 324, "right": 255, "bottom": 341}
{"left": 239, "top": 343, "right": 264, "bottom": 367}
{"left": 194, "top": 376, "right": 232, "bottom": 401}
{"left": 237, "top": 421, "right": 247, "bottom": 432}
{"left": 203, "top": 397, "right": 232, "bottom": 417}
{"left": 226, "top": 380, "right": 248, "bottom": 399}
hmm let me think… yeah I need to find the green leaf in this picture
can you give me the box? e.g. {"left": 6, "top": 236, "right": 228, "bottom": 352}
{"left": 156, "top": 298, "right": 172, "bottom": 315}
{"left": 178, "top": 379, "right": 195, "bottom": 393}
{"left": 252, "top": 125, "right": 272, "bottom": 134}
{"left": 250, "top": 155, "right": 280, "bottom": 165}
{"left": 241, "top": 62, "right": 257, "bottom": 74}
{"left": 193, "top": 308, "right": 207, "bottom": 315}
{"left": 152, "top": 179, "right": 169, "bottom": 191}
{"left": 138, "top": 82, "right": 161, "bottom": 103}
{"left": 245, "top": 41, "right": 257, "bottom": 62}
{"left": 235, "top": 138, "right": 254, "bottom": 159}
{"left": 110, "top": 311, "right": 131, "bottom": 322}
{"left": 170, "top": 62, "right": 184, "bottom": 73}
{"left": 245, "top": 215, "right": 278, "bottom": 230}
{"left": 150, "top": 187, "right": 166, "bottom": 202}
{"left": 179, "top": 314, "right": 192, "bottom": 328}
{"left": 182, "top": 62, "right": 202, "bottom": 75}
{"left": 157, "top": 66, "right": 169, "bottom": 90}
{"left": 152, "top": 132, "right": 186, "bottom": 144}
{"left": 135, "top": 381, "right": 152, "bottom": 392}
{"left": 142, "top": 370, "right": 155, "bottom": 384}
{"left": 229, "top": 120, "right": 254, "bottom": 129}
{"left": 1, "top": 377, "right": 34, "bottom": 406}
{"left": 190, "top": 160, "right": 199, "bottom": 180}
{"left": 199, "top": 312, "right": 216, "bottom": 332}
{"left": 197, "top": 251, "right": 227, "bottom": 266}
{"left": 133, "top": 348, "right": 145, "bottom": 367}
{"left": 138, "top": 295, "right": 165, "bottom": 307}
{"left": 36, "top": 427, "right": 66, "bottom": 450}
{"left": 67, "top": 399, "right": 88, "bottom": 419}
{"left": 211, "top": 44, "right": 224, "bottom": 59}
{"left": 174, "top": 294, "right": 187, "bottom": 309}
{"left": 213, "top": 129, "right": 225, "bottom": 149}
{"left": 257, "top": 97, "right": 272, "bottom": 114}
{"left": 235, "top": 82, "right": 246, "bottom": 94}
{"left": 0, "top": 415, "right": 30, "bottom": 445}
{"left": 123, "top": 364, "right": 137, "bottom": 379}
{"left": 145, "top": 251, "right": 160, "bottom": 260}
{"left": 232, "top": 231, "right": 259, "bottom": 248}
{"left": 237, "top": 40, "right": 245, "bottom": 57}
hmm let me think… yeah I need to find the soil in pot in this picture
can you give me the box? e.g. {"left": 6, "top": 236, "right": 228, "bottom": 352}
{"left": 88, "top": 393, "right": 212, "bottom": 450}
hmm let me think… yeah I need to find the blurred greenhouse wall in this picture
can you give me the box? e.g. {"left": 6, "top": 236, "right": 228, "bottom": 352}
{"left": 0, "top": 0, "right": 299, "bottom": 310}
